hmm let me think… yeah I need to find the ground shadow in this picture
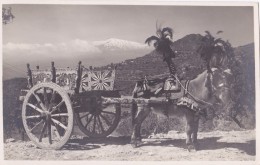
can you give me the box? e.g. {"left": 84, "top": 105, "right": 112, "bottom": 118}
{"left": 37, "top": 135, "right": 255, "bottom": 155}
{"left": 60, "top": 136, "right": 131, "bottom": 150}
{"left": 61, "top": 143, "right": 100, "bottom": 151}
{"left": 82, "top": 136, "right": 131, "bottom": 145}
{"left": 140, "top": 137, "right": 255, "bottom": 156}
{"left": 61, "top": 139, "right": 101, "bottom": 150}
{"left": 198, "top": 137, "right": 255, "bottom": 156}
{"left": 139, "top": 138, "right": 187, "bottom": 149}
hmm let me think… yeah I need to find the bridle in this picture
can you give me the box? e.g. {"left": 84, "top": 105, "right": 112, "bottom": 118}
{"left": 175, "top": 69, "right": 231, "bottom": 107}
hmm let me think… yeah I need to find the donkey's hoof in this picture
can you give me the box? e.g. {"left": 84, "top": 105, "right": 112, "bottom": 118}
{"left": 193, "top": 143, "right": 199, "bottom": 151}
{"left": 131, "top": 142, "right": 138, "bottom": 148}
{"left": 187, "top": 145, "right": 197, "bottom": 152}
{"left": 131, "top": 140, "right": 142, "bottom": 148}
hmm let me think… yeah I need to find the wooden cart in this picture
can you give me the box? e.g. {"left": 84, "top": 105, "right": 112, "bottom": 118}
{"left": 20, "top": 61, "right": 121, "bottom": 149}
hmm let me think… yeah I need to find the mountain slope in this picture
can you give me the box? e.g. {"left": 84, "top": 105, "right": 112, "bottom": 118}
{"left": 111, "top": 34, "right": 204, "bottom": 94}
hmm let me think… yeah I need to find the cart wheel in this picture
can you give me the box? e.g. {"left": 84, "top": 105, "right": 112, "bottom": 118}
{"left": 22, "top": 82, "right": 73, "bottom": 149}
{"left": 75, "top": 100, "right": 121, "bottom": 138}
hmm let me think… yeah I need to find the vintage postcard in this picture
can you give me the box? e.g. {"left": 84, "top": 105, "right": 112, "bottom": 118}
{"left": 1, "top": 0, "right": 259, "bottom": 164}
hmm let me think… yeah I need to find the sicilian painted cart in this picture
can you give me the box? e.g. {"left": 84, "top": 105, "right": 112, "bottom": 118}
{"left": 20, "top": 61, "right": 123, "bottom": 149}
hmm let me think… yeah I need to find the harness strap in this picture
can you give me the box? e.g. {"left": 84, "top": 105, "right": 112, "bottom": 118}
{"left": 173, "top": 75, "right": 213, "bottom": 106}
{"left": 184, "top": 80, "right": 190, "bottom": 96}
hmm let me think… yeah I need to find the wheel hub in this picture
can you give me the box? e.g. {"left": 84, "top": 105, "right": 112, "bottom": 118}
{"left": 41, "top": 111, "right": 51, "bottom": 119}
{"left": 91, "top": 105, "right": 102, "bottom": 115}
{"left": 89, "top": 97, "right": 102, "bottom": 115}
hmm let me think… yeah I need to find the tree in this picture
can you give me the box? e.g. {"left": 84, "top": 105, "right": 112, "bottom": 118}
{"left": 2, "top": 7, "right": 15, "bottom": 25}
{"left": 197, "top": 31, "right": 233, "bottom": 72}
{"left": 197, "top": 31, "right": 252, "bottom": 128}
{"left": 145, "top": 25, "right": 177, "bottom": 76}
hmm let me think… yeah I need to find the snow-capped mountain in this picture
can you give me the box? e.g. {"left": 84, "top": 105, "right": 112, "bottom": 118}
{"left": 3, "top": 38, "right": 153, "bottom": 79}
{"left": 93, "top": 38, "right": 150, "bottom": 51}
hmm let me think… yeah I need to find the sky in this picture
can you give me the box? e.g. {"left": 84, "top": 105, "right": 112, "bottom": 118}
{"left": 2, "top": 4, "right": 255, "bottom": 79}
{"left": 3, "top": 5, "right": 254, "bottom": 45}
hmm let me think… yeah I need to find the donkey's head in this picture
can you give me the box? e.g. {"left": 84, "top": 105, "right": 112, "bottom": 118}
{"left": 208, "top": 68, "right": 233, "bottom": 111}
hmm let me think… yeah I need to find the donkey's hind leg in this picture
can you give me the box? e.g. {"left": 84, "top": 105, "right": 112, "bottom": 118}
{"left": 185, "top": 110, "right": 197, "bottom": 152}
{"left": 191, "top": 115, "right": 200, "bottom": 150}
{"left": 131, "top": 104, "right": 150, "bottom": 148}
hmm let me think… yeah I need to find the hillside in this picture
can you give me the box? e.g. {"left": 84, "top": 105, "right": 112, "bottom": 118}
{"left": 112, "top": 34, "right": 204, "bottom": 95}
{"left": 3, "top": 78, "right": 27, "bottom": 139}
{"left": 2, "top": 34, "right": 255, "bottom": 140}
{"left": 232, "top": 43, "right": 255, "bottom": 122}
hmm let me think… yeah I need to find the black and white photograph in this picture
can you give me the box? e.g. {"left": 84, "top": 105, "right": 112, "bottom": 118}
{"left": 1, "top": 0, "right": 259, "bottom": 162}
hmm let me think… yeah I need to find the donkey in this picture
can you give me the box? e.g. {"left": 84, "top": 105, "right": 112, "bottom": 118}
{"left": 131, "top": 68, "right": 233, "bottom": 151}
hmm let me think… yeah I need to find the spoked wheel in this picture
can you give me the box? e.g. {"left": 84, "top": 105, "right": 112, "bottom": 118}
{"left": 22, "top": 82, "right": 73, "bottom": 149}
{"left": 75, "top": 96, "right": 121, "bottom": 138}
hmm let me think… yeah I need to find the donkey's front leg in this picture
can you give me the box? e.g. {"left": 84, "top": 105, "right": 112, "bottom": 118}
{"left": 131, "top": 124, "right": 142, "bottom": 148}
{"left": 131, "top": 104, "right": 150, "bottom": 148}
{"left": 185, "top": 111, "right": 196, "bottom": 152}
{"left": 185, "top": 122, "right": 194, "bottom": 151}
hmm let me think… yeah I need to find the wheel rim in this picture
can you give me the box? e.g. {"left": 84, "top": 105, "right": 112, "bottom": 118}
{"left": 22, "top": 83, "right": 73, "bottom": 149}
{"left": 75, "top": 102, "right": 121, "bottom": 138}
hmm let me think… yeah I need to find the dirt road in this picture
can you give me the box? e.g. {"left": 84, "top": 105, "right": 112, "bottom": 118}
{"left": 4, "top": 130, "right": 255, "bottom": 161}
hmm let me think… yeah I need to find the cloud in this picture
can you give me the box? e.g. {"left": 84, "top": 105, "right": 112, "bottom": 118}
{"left": 3, "top": 39, "right": 102, "bottom": 58}
{"left": 3, "top": 38, "right": 151, "bottom": 66}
